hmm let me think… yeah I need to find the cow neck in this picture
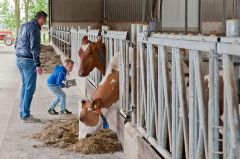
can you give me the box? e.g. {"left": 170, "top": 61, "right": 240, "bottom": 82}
{"left": 96, "top": 46, "right": 106, "bottom": 75}
{"left": 96, "top": 64, "right": 106, "bottom": 75}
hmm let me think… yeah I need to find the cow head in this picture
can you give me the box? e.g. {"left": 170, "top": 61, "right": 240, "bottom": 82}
{"left": 79, "top": 99, "right": 102, "bottom": 127}
{"left": 78, "top": 36, "right": 106, "bottom": 77}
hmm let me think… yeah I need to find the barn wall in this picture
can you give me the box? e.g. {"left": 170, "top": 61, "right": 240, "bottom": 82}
{"left": 51, "top": 22, "right": 102, "bottom": 29}
{"left": 200, "top": 0, "right": 240, "bottom": 34}
{"left": 51, "top": 0, "right": 143, "bottom": 23}
{"left": 162, "top": 0, "right": 199, "bottom": 32}
{"left": 105, "top": 0, "right": 143, "bottom": 22}
{"left": 50, "top": 0, "right": 238, "bottom": 36}
{"left": 201, "top": 0, "right": 240, "bottom": 22}
{"left": 51, "top": 0, "right": 103, "bottom": 22}
{"left": 50, "top": 0, "right": 200, "bottom": 32}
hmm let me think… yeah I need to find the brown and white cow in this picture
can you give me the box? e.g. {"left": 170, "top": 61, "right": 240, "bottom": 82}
{"left": 79, "top": 52, "right": 120, "bottom": 126}
{"left": 78, "top": 36, "right": 106, "bottom": 77}
{"left": 80, "top": 69, "right": 119, "bottom": 126}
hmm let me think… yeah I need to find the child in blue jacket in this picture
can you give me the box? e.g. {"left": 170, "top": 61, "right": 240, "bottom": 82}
{"left": 47, "top": 59, "right": 74, "bottom": 115}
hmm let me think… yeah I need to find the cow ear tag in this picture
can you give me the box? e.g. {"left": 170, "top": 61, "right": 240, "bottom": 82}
{"left": 100, "top": 114, "right": 109, "bottom": 129}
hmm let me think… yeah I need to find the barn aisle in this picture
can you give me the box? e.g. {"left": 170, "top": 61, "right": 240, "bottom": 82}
{"left": 0, "top": 46, "right": 124, "bottom": 159}
{"left": 0, "top": 46, "right": 19, "bottom": 150}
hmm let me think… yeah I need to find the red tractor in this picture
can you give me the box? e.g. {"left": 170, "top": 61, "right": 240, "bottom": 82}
{"left": 0, "top": 31, "right": 14, "bottom": 46}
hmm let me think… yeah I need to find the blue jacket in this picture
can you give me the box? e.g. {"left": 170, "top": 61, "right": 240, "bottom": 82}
{"left": 16, "top": 19, "right": 41, "bottom": 67}
{"left": 47, "top": 65, "right": 67, "bottom": 88}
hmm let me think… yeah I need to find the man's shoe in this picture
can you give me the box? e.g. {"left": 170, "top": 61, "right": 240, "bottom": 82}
{"left": 22, "top": 116, "right": 41, "bottom": 123}
{"left": 48, "top": 108, "right": 59, "bottom": 115}
{"left": 60, "top": 109, "right": 72, "bottom": 115}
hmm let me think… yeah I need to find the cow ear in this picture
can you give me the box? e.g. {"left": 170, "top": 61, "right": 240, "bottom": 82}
{"left": 81, "top": 100, "right": 87, "bottom": 106}
{"left": 92, "top": 98, "right": 102, "bottom": 109}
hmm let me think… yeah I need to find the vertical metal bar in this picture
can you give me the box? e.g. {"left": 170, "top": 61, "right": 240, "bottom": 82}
{"left": 223, "top": 54, "right": 240, "bottom": 158}
{"left": 149, "top": 45, "right": 158, "bottom": 138}
{"left": 130, "top": 45, "right": 137, "bottom": 124}
{"left": 146, "top": 43, "right": 151, "bottom": 136}
{"left": 140, "top": 43, "right": 147, "bottom": 128}
{"left": 176, "top": 118, "right": 184, "bottom": 159}
{"left": 159, "top": 45, "right": 172, "bottom": 149}
{"left": 209, "top": 49, "right": 215, "bottom": 159}
{"left": 194, "top": 51, "right": 208, "bottom": 159}
{"left": 162, "top": 107, "right": 168, "bottom": 147}
{"left": 158, "top": 45, "right": 164, "bottom": 146}
{"left": 175, "top": 49, "right": 189, "bottom": 159}
{"left": 172, "top": 48, "right": 177, "bottom": 159}
{"left": 125, "top": 41, "right": 130, "bottom": 114}
{"left": 137, "top": 40, "right": 141, "bottom": 127}
{"left": 213, "top": 48, "right": 220, "bottom": 159}
{"left": 223, "top": 89, "right": 229, "bottom": 159}
{"left": 119, "top": 39, "right": 124, "bottom": 110}
{"left": 196, "top": 130, "right": 204, "bottom": 159}
{"left": 189, "top": 51, "right": 197, "bottom": 159}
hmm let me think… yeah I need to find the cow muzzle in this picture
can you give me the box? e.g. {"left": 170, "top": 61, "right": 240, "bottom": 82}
{"left": 78, "top": 71, "right": 87, "bottom": 77}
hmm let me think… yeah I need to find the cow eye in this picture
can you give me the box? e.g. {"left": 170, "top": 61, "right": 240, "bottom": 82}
{"left": 88, "top": 52, "right": 93, "bottom": 56}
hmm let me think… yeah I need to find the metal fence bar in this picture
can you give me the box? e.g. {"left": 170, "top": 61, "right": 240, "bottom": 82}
{"left": 50, "top": 26, "right": 72, "bottom": 58}
{"left": 137, "top": 31, "right": 221, "bottom": 158}
{"left": 194, "top": 51, "right": 208, "bottom": 159}
{"left": 102, "top": 30, "right": 130, "bottom": 116}
{"left": 189, "top": 51, "right": 197, "bottom": 159}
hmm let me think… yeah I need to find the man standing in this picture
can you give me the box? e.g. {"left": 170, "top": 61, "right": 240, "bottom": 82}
{"left": 15, "top": 11, "right": 47, "bottom": 122}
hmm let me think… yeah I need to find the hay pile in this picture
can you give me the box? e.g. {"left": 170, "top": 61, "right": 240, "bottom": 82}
{"left": 32, "top": 116, "right": 122, "bottom": 154}
{"left": 40, "top": 45, "right": 62, "bottom": 74}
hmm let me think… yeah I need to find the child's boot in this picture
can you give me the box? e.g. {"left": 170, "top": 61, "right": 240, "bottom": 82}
{"left": 60, "top": 109, "right": 72, "bottom": 115}
{"left": 48, "top": 107, "right": 59, "bottom": 115}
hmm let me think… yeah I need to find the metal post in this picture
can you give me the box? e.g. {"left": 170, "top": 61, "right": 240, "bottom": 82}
{"left": 131, "top": 24, "right": 137, "bottom": 124}
{"left": 175, "top": 48, "right": 189, "bottom": 159}
{"left": 189, "top": 51, "right": 197, "bottom": 159}
{"left": 172, "top": 48, "right": 177, "bottom": 159}
{"left": 125, "top": 41, "right": 130, "bottom": 117}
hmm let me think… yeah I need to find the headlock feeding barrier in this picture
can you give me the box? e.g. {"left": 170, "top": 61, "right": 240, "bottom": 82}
{"left": 50, "top": 24, "right": 240, "bottom": 159}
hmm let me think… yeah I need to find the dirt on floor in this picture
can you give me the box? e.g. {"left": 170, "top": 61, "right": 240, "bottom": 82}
{"left": 40, "top": 45, "right": 62, "bottom": 74}
{"left": 32, "top": 116, "right": 122, "bottom": 154}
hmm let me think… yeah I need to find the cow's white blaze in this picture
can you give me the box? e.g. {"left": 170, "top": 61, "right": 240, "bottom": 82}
{"left": 81, "top": 43, "right": 90, "bottom": 52}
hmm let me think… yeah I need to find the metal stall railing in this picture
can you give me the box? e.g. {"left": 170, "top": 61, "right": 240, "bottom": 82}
{"left": 101, "top": 30, "right": 131, "bottom": 117}
{"left": 217, "top": 37, "right": 240, "bottom": 159}
{"left": 135, "top": 29, "right": 240, "bottom": 158}
{"left": 136, "top": 32, "right": 217, "bottom": 159}
{"left": 50, "top": 26, "right": 71, "bottom": 58}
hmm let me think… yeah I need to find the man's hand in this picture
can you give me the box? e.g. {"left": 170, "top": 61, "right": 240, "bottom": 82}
{"left": 36, "top": 67, "right": 43, "bottom": 75}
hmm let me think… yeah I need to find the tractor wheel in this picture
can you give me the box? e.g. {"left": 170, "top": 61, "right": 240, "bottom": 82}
{"left": 4, "top": 37, "right": 13, "bottom": 46}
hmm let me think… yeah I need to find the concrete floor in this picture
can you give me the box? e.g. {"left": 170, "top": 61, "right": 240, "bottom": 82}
{"left": 0, "top": 46, "right": 124, "bottom": 159}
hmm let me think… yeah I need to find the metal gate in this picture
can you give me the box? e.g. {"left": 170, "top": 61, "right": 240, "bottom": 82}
{"left": 50, "top": 25, "right": 240, "bottom": 159}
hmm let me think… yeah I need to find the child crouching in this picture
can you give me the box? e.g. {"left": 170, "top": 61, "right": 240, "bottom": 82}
{"left": 47, "top": 59, "right": 74, "bottom": 115}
